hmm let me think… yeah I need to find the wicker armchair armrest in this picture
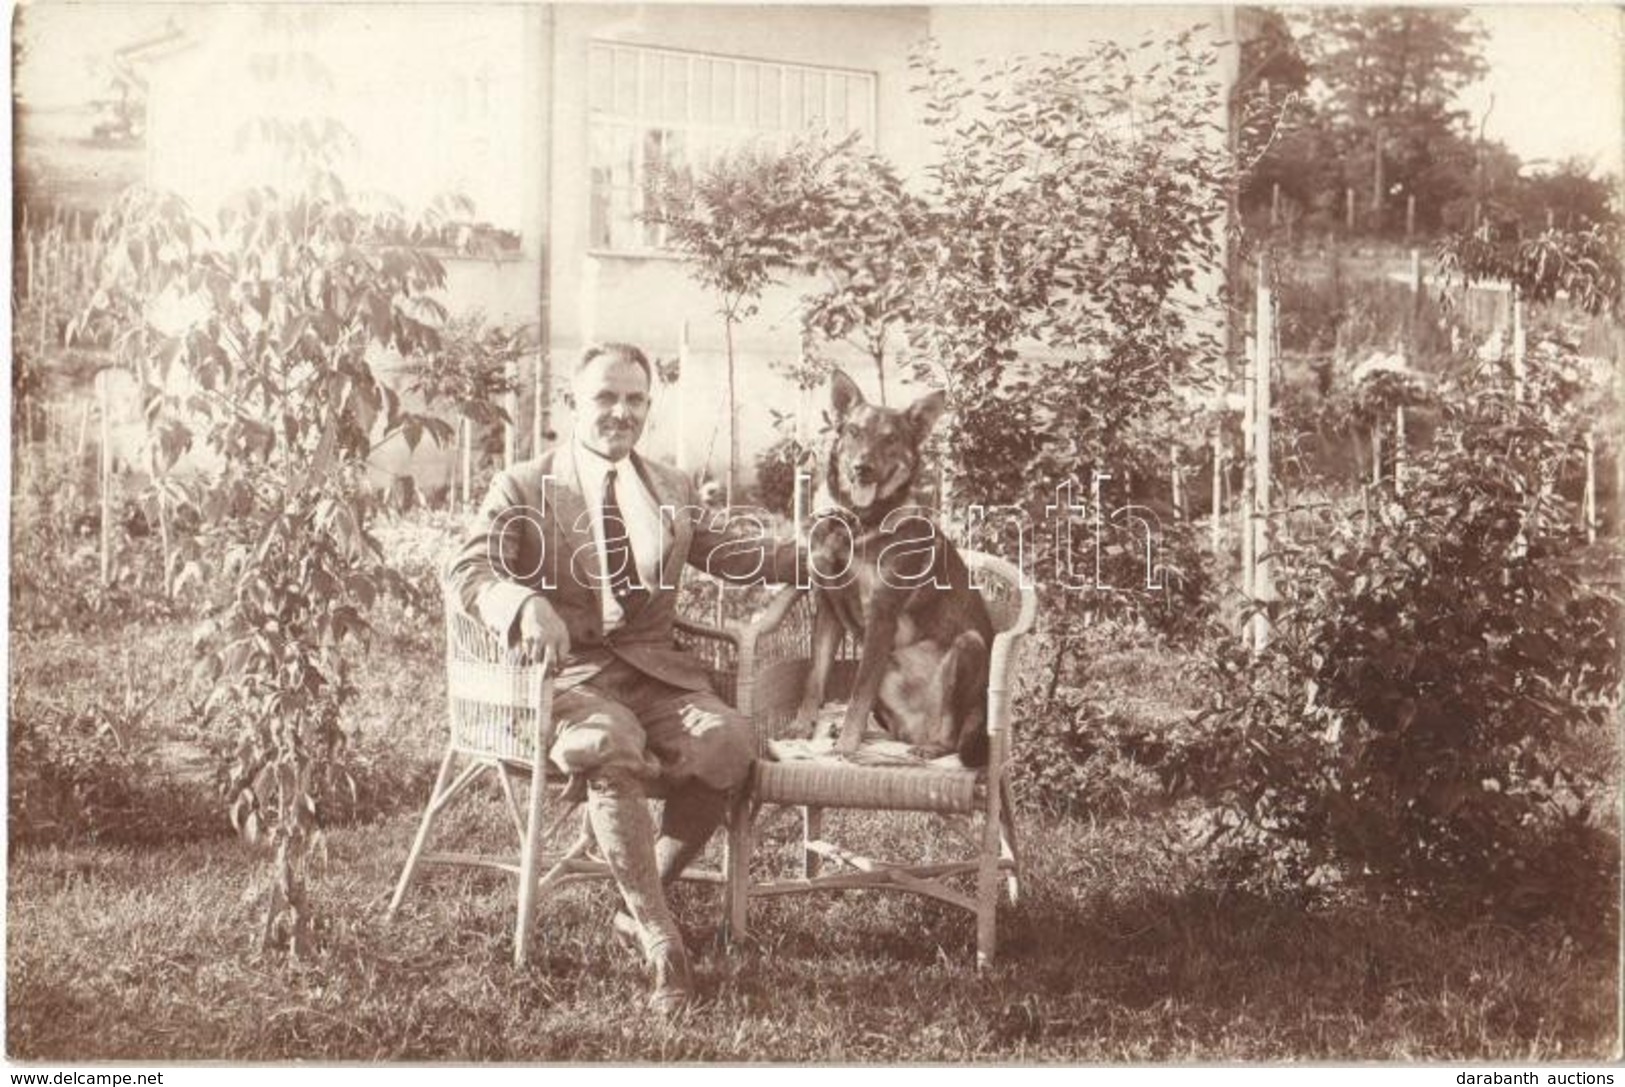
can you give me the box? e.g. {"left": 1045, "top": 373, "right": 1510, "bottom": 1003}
{"left": 674, "top": 616, "right": 743, "bottom": 709}
{"left": 674, "top": 614, "right": 741, "bottom": 649}
{"left": 730, "top": 585, "right": 817, "bottom": 743}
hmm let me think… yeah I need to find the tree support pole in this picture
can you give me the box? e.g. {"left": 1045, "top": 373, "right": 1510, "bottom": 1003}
{"left": 1251, "top": 253, "right": 1274, "bottom": 652}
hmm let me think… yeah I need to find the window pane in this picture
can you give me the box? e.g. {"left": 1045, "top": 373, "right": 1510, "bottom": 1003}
{"left": 804, "top": 70, "right": 826, "bottom": 128}
{"left": 829, "top": 72, "right": 848, "bottom": 131}
{"left": 784, "top": 68, "right": 802, "bottom": 129}
{"left": 712, "top": 60, "right": 735, "bottom": 124}
{"left": 738, "top": 63, "right": 759, "bottom": 128}
{"left": 614, "top": 48, "right": 638, "bottom": 115}
{"left": 588, "top": 45, "right": 880, "bottom": 250}
{"left": 663, "top": 55, "right": 688, "bottom": 123}
{"left": 637, "top": 52, "right": 656, "bottom": 116}
{"left": 610, "top": 124, "right": 636, "bottom": 192}
{"left": 693, "top": 59, "right": 712, "bottom": 125}
{"left": 589, "top": 45, "right": 613, "bottom": 113}
{"left": 588, "top": 159, "right": 607, "bottom": 248}
{"left": 853, "top": 75, "right": 875, "bottom": 134}
{"left": 762, "top": 65, "right": 782, "bottom": 128}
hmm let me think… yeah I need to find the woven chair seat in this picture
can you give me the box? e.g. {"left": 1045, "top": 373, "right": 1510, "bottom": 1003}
{"left": 725, "top": 550, "right": 1037, "bottom": 966}
{"left": 754, "top": 755, "right": 981, "bottom": 813}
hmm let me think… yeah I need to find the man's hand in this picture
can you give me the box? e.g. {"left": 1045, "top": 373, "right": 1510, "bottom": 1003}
{"left": 513, "top": 596, "right": 570, "bottom": 668}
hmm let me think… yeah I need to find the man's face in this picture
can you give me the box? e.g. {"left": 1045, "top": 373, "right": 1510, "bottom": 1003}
{"left": 573, "top": 354, "right": 650, "bottom": 461}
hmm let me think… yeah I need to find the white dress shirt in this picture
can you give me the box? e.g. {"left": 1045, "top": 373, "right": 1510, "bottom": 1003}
{"left": 572, "top": 440, "right": 664, "bottom": 631}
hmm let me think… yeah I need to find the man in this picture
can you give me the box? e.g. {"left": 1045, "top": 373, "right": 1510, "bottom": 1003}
{"left": 446, "top": 342, "right": 796, "bottom": 1015}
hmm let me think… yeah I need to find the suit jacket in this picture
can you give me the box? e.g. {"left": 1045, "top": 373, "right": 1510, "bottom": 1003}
{"left": 446, "top": 443, "right": 799, "bottom": 691}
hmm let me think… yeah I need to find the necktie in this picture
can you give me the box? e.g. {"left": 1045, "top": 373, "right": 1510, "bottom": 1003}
{"left": 602, "top": 467, "right": 650, "bottom": 617}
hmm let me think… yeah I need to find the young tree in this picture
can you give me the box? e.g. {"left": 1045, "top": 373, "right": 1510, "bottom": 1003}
{"left": 643, "top": 144, "right": 820, "bottom": 503}
{"left": 76, "top": 172, "right": 473, "bottom": 954}
{"left": 789, "top": 136, "right": 928, "bottom": 405}
{"left": 906, "top": 32, "right": 1231, "bottom": 642}
{"left": 1295, "top": 6, "right": 1489, "bottom": 234}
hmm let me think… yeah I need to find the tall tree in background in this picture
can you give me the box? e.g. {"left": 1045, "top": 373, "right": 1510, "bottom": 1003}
{"left": 1296, "top": 6, "right": 1488, "bottom": 234}
{"left": 1236, "top": 8, "right": 1326, "bottom": 223}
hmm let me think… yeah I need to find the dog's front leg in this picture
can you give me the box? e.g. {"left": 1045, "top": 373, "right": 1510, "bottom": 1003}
{"left": 835, "top": 595, "right": 902, "bottom": 756}
{"left": 792, "top": 596, "right": 843, "bottom": 738}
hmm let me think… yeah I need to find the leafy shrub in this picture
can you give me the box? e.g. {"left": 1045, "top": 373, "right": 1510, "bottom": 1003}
{"left": 10, "top": 444, "right": 180, "bottom": 634}
{"left": 1171, "top": 367, "right": 1621, "bottom": 926}
{"left": 752, "top": 435, "right": 810, "bottom": 519}
{"left": 1088, "top": 512, "right": 1220, "bottom": 646}
{"left": 1012, "top": 683, "right": 1164, "bottom": 820}
{"left": 7, "top": 657, "right": 223, "bottom": 851}
{"left": 8, "top": 699, "right": 147, "bottom": 849}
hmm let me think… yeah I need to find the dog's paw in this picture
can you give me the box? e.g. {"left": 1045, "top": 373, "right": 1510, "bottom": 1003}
{"left": 833, "top": 730, "right": 865, "bottom": 757}
{"left": 906, "top": 743, "right": 953, "bottom": 762}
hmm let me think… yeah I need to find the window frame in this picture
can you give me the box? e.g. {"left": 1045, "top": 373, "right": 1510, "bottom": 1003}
{"left": 586, "top": 41, "right": 879, "bottom": 256}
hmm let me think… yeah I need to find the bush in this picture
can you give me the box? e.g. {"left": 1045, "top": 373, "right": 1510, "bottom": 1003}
{"left": 1012, "top": 683, "right": 1164, "bottom": 820}
{"left": 752, "top": 435, "right": 809, "bottom": 519}
{"left": 1088, "top": 512, "right": 1220, "bottom": 646}
{"left": 10, "top": 444, "right": 179, "bottom": 634}
{"left": 8, "top": 699, "right": 148, "bottom": 849}
{"left": 1171, "top": 368, "right": 1621, "bottom": 926}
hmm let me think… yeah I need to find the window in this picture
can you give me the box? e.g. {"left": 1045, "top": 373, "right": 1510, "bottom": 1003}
{"left": 587, "top": 43, "right": 877, "bottom": 252}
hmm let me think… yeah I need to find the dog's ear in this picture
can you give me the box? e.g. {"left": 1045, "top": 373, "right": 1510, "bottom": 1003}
{"left": 904, "top": 389, "right": 946, "bottom": 441}
{"left": 830, "top": 369, "right": 864, "bottom": 419}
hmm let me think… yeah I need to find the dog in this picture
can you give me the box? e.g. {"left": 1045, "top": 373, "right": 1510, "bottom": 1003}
{"left": 791, "top": 369, "right": 994, "bottom": 766}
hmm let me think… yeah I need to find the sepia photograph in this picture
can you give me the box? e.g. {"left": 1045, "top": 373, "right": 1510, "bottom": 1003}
{"left": 7, "top": 0, "right": 1623, "bottom": 1067}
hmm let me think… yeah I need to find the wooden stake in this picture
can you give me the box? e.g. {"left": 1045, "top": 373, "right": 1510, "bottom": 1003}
{"left": 1406, "top": 194, "right": 1416, "bottom": 239}
{"left": 461, "top": 419, "right": 474, "bottom": 511}
{"left": 676, "top": 321, "right": 690, "bottom": 474}
{"left": 1394, "top": 404, "right": 1406, "bottom": 495}
{"left": 532, "top": 350, "right": 546, "bottom": 458}
{"left": 1241, "top": 335, "right": 1256, "bottom": 602}
{"left": 1170, "top": 444, "right": 1182, "bottom": 518}
{"left": 1345, "top": 187, "right": 1356, "bottom": 233}
{"left": 1210, "top": 427, "right": 1222, "bottom": 555}
{"left": 1584, "top": 429, "right": 1597, "bottom": 544}
{"left": 38, "top": 239, "right": 49, "bottom": 361}
{"left": 724, "top": 318, "right": 738, "bottom": 508}
{"left": 99, "top": 372, "right": 113, "bottom": 586}
{"left": 1512, "top": 289, "right": 1527, "bottom": 401}
{"left": 503, "top": 359, "right": 518, "bottom": 468}
{"left": 1252, "top": 254, "right": 1274, "bottom": 651}
{"left": 793, "top": 462, "right": 807, "bottom": 553}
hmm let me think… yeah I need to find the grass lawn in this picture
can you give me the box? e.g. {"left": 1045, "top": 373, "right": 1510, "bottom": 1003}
{"left": 7, "top": 609, "right": 1620, "bottom": 1063}
{"left": 10, "top": 807, "right": 1619, "bottom": 1062}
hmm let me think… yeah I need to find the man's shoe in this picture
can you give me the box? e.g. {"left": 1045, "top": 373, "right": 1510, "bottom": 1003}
{"left": 610, "top": 909, "right": 643, "bottom": 958}
{"left": 648, "top": 940, "right": 695, "bottom": 1018}
{"left": 613, "top": 909, "right": 711, "bottom": 959}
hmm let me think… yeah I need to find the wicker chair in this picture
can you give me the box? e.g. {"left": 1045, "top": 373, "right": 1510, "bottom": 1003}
{"left": 387, "top": 600, "right": 744, "bottom": 967}
{"left": 723, "top": 550, "right": 1037, "bottom": 966}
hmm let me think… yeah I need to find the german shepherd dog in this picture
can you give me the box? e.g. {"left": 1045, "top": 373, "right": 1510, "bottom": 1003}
{"left": 792, "top": 370, "right": 995, "bottom": 766}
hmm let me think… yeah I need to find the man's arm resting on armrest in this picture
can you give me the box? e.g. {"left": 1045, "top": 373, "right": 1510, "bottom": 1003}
{"left": 695, "top": 533, "right": 805, "bottom": 587}
{"left": 444, "top": 470, "right": 569, "bottom": 658}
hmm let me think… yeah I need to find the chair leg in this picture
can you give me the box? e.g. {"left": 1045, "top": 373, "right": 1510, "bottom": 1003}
{"left": 513, "top": 755, "right": 550, "bottom": 968}
{"left": 802, "top": 806, "right": 823, "bottom": 879}
{"left": 999, "top": 775, "right": 1022, "bottom": 905}
{"left": 975, "top": 798, "right": 1003, "bottom": 969}
{"left": 724, "top": 794, "right": 753, "bottom": 949}
{"left": 388, "top": 747, "right": 458, "bottom": 918}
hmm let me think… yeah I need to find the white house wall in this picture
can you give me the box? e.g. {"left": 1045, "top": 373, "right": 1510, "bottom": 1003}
{"left": 133, "top": 3, "right": 1235, "bottom": 497}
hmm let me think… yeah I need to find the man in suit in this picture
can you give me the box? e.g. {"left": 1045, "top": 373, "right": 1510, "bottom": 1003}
{"left": 446, "top": 342, "right": 796, "bottom": 1015}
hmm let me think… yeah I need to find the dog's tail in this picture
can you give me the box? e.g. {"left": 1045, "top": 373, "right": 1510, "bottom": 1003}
{"left": 952, "top": 630, "right": 991, "bottom": 768}
{"left": 956, "top": 706, "right": 989, "bottom": 768}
